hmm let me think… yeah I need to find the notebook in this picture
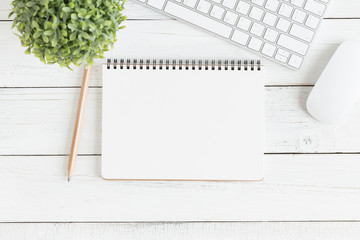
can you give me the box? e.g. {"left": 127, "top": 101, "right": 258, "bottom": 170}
{"left": 102, "top": 59, "right": 264, "bottom": 181}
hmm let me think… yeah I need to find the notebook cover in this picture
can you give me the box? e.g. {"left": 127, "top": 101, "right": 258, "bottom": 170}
{"left": 102, "top": 60, "right": 264, "bottom": 180}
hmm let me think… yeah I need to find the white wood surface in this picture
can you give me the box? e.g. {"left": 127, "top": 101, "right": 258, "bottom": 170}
{"left": 1, "top": 222, "right": 360, "bottom": 240}
{"left": 1, "top": 0, "right": 360, "bottom": 237}
{"left": 1, "top": 154, "right": 360, "bottom": 221}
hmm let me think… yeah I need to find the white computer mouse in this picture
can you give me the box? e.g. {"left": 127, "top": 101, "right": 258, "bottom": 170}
{"left": 306, "top": 41, "right": 360, "bottom": 124}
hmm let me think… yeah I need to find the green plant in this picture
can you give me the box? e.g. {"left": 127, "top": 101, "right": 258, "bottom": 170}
{"left": 9, "top": 0, "right": 127, "bottom": 69}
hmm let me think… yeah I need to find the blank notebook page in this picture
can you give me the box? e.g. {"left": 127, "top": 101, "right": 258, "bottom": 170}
{"left": 102, "top": 60, "right": 264, "bottom": 180}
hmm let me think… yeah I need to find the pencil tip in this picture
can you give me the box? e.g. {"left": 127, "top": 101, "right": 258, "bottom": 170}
{"left": 67, "top": 177, "right": 71, "bottom": 182}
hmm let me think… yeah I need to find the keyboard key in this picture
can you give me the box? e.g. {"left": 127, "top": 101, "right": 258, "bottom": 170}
{"left": 261, "top": 43, "right": 276, "bottom": 57}
{"left": 147, "top": 0, "right": 166, "bottom": 9}
{"left": 237, "top": 17, "right": 252, "bottom": 31}
{"left": 276, "top": 18, "right": 291, "bottom": 32}
{"left": 275, "top": 54, "right": 287, "bottom": 63}
{"left": 250, "top": 22, "right": 265, "bottom": 36}
{"left": 251, "top": 0, "right": 265, "bottom": 6}
{"left": 197, "top": 0, "right": 212, "bottom": 14}
{"left": 292, "top": 9, "right": 306, "bottom": 23}
{"left": 265, "top": 0, "right": 280, "bottom": 12}
{"left": 277, "top": 34, "right": 308, "bottom": 55}
{"left": 275, "top": 48, "right": 290, "bottom": 62}
{"left": 288, "top": 54, "right": 304, "bottom": 68}
{"left": 222, "top": 0, "right": 238, "bottom": 9}
{"left": 236, "top": 1, "right": 251, "bottom": 15}
{"left": 264, "top": 28, "right": 278, "bottom": 42}
{"left": 164, "top": 2, "right": 232, "bottom": 38}
{"left": 224, "top": 11, "right": 238, "bottom": 25}
{"left": 231, "top": 30, "right": 250, "bottom": 45}
{"left": 290, "top": 24, "right": 314, "bottom": 42}
{"left": 249, "top": 6, "right": 264, "bottom": 21}
{"left": 183, "top": 0, "right": 197, "bottom": 8}
{"left": 262, "top": 12, "right": 277, "bottom": 27}
{"left": 278, "top": 3, "right": 293, "bottom": 18}
{"left": 277, "top": 48, "right": 290, "bottom": 58}
{"left": 248, "top": 37, "right": 263, "bottom": 51}
{"left": 304, "top": 0, "right": 326, "bottom": 16}
{"left": 291, "top": 0, "right": 305, "bottom": 7}
{"left": 305, "top": 15, "right": 320, "bottom": 29}
{"left": 210, "top": 5, "right": 225, "bottom": 19}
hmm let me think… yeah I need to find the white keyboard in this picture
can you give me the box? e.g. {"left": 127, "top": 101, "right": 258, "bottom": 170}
{"left": 133, "top": 0, "right": 329, "bottom": 69}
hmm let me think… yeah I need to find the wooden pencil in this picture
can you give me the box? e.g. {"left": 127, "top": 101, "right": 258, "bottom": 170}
{"left": 67, "top": 65, "right": 92, "bottom": 182}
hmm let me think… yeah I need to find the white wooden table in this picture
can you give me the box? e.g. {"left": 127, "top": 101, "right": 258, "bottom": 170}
{"left": 1, "top": 0, "right": 360, "bottom": 239}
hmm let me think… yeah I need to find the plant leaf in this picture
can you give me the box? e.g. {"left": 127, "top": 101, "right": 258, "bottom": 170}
{"left": 43, "top": 30, "right": 54, "bottom": 35}
{"left": 9, "top": 0, "right": 127, "bottom": 68}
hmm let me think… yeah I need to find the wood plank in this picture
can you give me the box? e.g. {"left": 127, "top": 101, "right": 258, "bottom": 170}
{"left": 0, "top": 154, "right": 360, "bottom": 221}
{"left": 1, "top": 0, "right": 360, "bottom": 20}
{"left": 1, "top": 19, "right": 360, "bottom": 87}
{"left": 2, "top": 87, "right": 360, "bottom": 155}
{"left": 1, "top": 222, "right": 360, "bottom": 239}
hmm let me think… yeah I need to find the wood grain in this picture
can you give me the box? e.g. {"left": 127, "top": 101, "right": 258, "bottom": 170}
{"left": 2, "top": 87, "right": 360, "bottom": 155}
{"left": 1, "top": 0, "right": 360, "bottom": 20}
{"left": 0, "top": 222, "right": 360, "bottom": 240}
{"left": 0, "top": 154, "right": 360, "bottom": 221}
{"left": 1, "top": 19, "right": 360, "bottom": 87}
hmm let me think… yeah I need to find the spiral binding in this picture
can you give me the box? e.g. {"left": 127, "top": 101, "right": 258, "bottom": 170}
{"left": 106, "top": 59, "right": 261, "bottom": 71}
